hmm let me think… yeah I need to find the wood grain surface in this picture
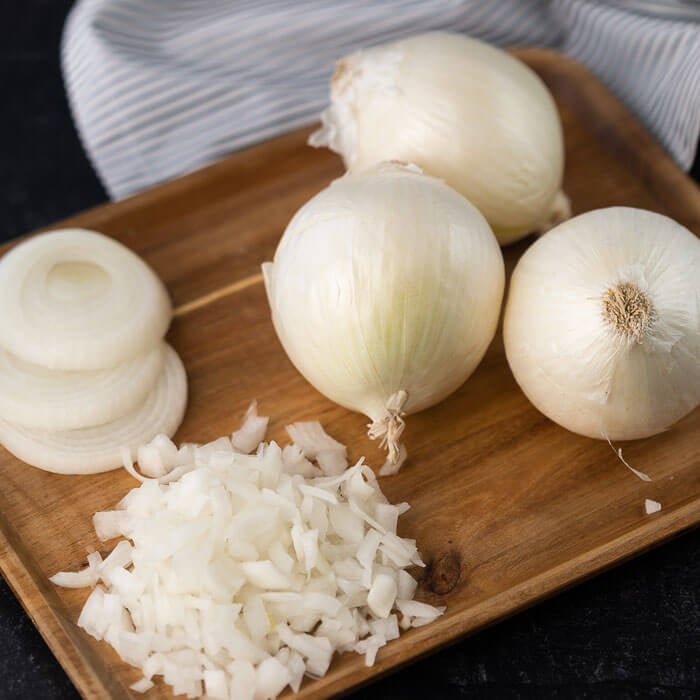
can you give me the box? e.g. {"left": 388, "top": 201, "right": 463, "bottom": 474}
{"left": 0, "top": 49, "right": 699, "bottom": 700}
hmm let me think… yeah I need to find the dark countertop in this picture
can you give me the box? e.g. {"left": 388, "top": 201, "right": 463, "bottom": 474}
{"left": 1, "top": 3, "right": 698, "bottom": 699}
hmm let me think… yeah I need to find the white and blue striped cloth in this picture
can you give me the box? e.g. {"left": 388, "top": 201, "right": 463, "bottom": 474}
{"left": 62, "top": 0, "right": 700, "bottom": 199}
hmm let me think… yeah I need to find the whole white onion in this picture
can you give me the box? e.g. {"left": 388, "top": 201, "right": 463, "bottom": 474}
{"left": 263, "top": 164, "right": 504, "bottom": 468}
{"left": 310, "top": 32, "right": 569, "bottom": 245}
{"left": 504, "top": 207, "right": 700, "bottom": 440}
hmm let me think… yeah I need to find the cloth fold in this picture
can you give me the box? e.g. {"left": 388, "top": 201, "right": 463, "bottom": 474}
{"left": 62, "top": 0, "right": 700, "bottom": 199}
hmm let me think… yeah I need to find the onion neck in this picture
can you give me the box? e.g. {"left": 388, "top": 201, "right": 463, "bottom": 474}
{"left": 602, "top": 281, "right": 656, "bottom": 343}
{"left": 368, "top": 390, "right": 408, "bottom": 465}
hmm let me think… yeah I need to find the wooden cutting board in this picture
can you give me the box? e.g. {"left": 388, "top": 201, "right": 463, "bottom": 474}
{"left": 0, "top": 49, "right": 698, "bottom": 700}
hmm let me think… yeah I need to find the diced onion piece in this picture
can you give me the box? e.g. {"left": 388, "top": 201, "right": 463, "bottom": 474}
{"left": 645, "top": 498, "right": 662, "bottom": 515}
{"left": 356, "top": 529, "right": 382, "bottom": 571}
{"left": 316, "top": 449, "right": 348, "bottom": 476}
{"left": 129, "top": 678, "right": 154, "bottom": 693}
{"left": 255, "top": 657, "right": 290, "bottom": 700}
{"left": 365, "top": 642, "right": 381, "bottom": 667}
{"left": 302, "top": 592, "right": 343, "bottom": 617}
{"left": 354, "top": 633, "right": 385, "bottom": 666}
{"left": 329, "top": 504, "right": 365, "bottom": 544}
{"left": 285, "top": 421, "right": 345, "bottom": 458}
{"left": 204, "top": 669, "right": 228, "bottom": 699}
{"left": 241, "top": 561, "right": 292, "bottom": 590}
{"left": 268, "top": 541, "right": 295, "bottom": 575}
{"left": 397, "top": 570, "right": 418, "bottom": 600}
{"left": 374, "top": 503, "right": 400, "bottom": 534}
{"left": 196, "top": 437, "right": 234, "bottom": 464}
{"left": 381, "top": 532, "right": 422, "bottom": 568}
{"left": 244, "top": 597, "right": 271, "bottom": 643}
{"left": 298, "top": 483, "right": 338, "bottom": 504}
{"left": 101, "top": 541, "right": 133, "bottom": 576}
{"left": 104, "top": 566, "right": 146, "bottom": 600}
{"left": 86, "top": 551, "right": 103, "bottom": 569}
{"left": 286, "top": 421, "right": 348, "bottom": 475}
{"left": 281, "top": 444, "right": 318, "bottom": 477}
{"left": 0, "top": 229, "right": 171, "bottom": 370}
{"left": 136, "top": 434, "right": 179, "bottom": 478}
{"left": 77, "top": 586, "right": 108, "bottom": 640}
{"left": 284, "top": 650, "right": 306, "bottom": 693}
{"left": 93, "top": 511, "right": 130, "bottom": 541}
{"left": 396, "top": 599, "right": 445, "bottom": 621}
{"left": 370, "top": 615, "right": 400, "bottom": 642}
{"left": 347, "top": 470, "right": 376, "bottom": 502}
{"left": 301, "top": 529, "right": 320, "bottom": 573}
{"left": 49, "top": 552, "right": 102, "bottom": 589}
{"left": 367, "top": 574, "right": 397, "bottom": 619}
{"left": 277, "top": 625, "right": 333, "bottom": 677}
{"left": 0, "top": 345, "right": 186, "bottom": 474}
{"left": 232, "top": 401, "right": 270, "bottom": 454}
{"left": 229, "top": 660, "right": 256, "bottom": 700}
{"left": 0, "top": 343, "right": 164, "bottom": 431}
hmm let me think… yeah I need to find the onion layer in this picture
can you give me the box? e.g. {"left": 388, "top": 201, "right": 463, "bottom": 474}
{"left": 0, "top": 343, "right": 164, "bottom": 431}
{"left": 0, "top": 229, "right": 171, "bottom": 370}
{"left": 0, "top": 344, "right": 187, "bottom": 474}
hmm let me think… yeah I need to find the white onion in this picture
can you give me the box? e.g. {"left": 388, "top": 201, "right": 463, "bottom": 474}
{"left": 0, "top": 344, "right": 186, "bottom": 474}
{"left": 310, "top": 32, "right": 569, "bottom": 244}
{"left": 504, "top": 207, "right": 700, "bottom": 440}
{"left": 0, "top": 229, "right": 171, "bottom": 370}
{"left": 0, "top": 343, "right": 164, "bottom": 431}
{"left": 264, "top": 163, "right": 504, "bottom": 465}
{"left": 51, "top": 413, "right": 444, "bottom": 698}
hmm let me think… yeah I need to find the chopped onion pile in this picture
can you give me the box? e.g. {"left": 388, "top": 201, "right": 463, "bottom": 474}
{"left": 0, "top": 229, "right": 187, "bottom": 473}
{"left": 52, "top": 409, "right": 444, "bottom": 698}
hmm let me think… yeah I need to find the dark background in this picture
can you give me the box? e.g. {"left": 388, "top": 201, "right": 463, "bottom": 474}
{"left": 1, "top": 2, "right": 699, "bottom": 698}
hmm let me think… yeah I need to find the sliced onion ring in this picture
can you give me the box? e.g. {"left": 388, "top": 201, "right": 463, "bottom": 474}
{"left": 0, "top": 229, "right": 171, "bottom": 370}
{"left": 0, "top": 343, "right": 165, "bottom": 431}
{"left": 0, "top": 345, "right": 187, "bottom": 474}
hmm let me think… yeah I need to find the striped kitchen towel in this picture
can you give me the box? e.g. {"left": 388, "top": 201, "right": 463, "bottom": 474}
{"left": 62, "top": 0, "right": 700, "bottom": 199}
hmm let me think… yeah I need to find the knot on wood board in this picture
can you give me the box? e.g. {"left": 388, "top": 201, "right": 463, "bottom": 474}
{"left": 424, "top": 550, "right": 462, "bottom": 595}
